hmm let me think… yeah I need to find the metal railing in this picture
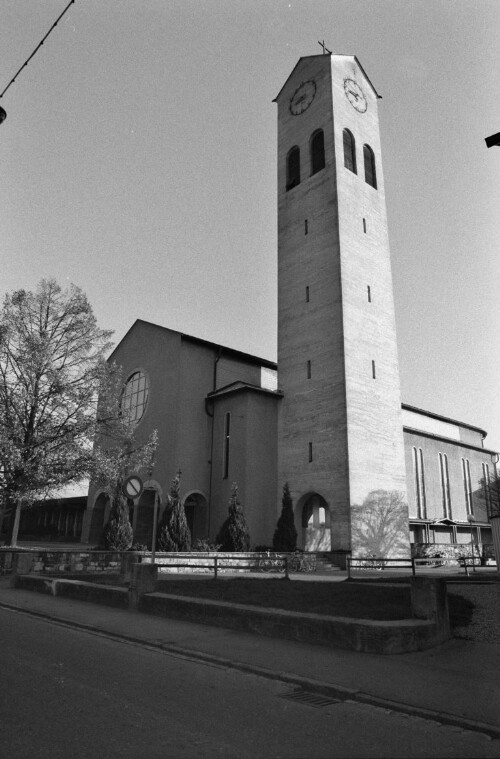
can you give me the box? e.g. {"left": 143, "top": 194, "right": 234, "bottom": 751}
{"left": 347, "top": 556, "right": 415, "bottom": 579}
{"left": 347, "top": 554, "right": 493, "bottom": 579}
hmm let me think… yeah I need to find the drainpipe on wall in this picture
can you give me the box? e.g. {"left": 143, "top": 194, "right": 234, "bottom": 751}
{"left": 206, "top": 347, "right": 222, "bottom": 537}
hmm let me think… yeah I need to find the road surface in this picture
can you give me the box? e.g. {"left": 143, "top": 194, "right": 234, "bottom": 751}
{"left": 1, "top": 607, "right": 498, "bottom": 758}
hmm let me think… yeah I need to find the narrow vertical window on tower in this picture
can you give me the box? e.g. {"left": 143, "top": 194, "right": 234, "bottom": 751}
{"left": 307, "top": 360, "right": 311, "bottom": 379}
{"left": 286, "top": 146, "right": 300, "bottom": 191}
{"left": 363, "top": 144, "right": 377, "bottom": 189}
{"left": 308, "top": 442, "right": 313, "bottom": 463}
{"left": 310, "top": 129, "right": 325, "bottom": 175}
{"left": 223, "top": 412, "right": 231, "bottom": 479}
{"left": 343, "top": 129, "right": 357, "bottom": 173}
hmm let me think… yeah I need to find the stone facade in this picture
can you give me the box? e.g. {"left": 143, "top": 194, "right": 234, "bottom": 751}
{"left": 275, "top": 55, "right": 409, "bottom": 555}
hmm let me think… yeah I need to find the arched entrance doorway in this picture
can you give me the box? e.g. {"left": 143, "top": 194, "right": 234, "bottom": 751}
{"left": 300, "top": 493, "right": 331, "bottom": 551}
{"left": 88, "top": 493, "right": 107, "bottom": 545}
{"left": 133, "top": 489, "right": 157, "bottom": 548}
{"left": 183, "top": 493, "right": 208, "bottom": 544}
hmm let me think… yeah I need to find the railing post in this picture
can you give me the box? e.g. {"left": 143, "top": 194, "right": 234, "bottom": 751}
{"left": 411, "top": 557, "right": 416, "bottom": 577}
{"left": 347, "top": 556, "right": 351, "bottom": 580}
{"left": 213, "top": 555, "right": 218, "bottom": 580}
{"left": 284, "top": 555, "right": 290, "bottom": 580}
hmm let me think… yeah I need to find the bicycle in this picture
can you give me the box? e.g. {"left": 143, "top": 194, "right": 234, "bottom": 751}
{"left": 258, "top": 552, "right": 285, "bottom": 573}
{"left": 288, "top": 553, "right": 316, "bottom": 573}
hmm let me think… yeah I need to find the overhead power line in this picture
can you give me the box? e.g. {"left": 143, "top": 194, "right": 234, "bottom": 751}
{"left": 0, "top": 0, "right": 75, "bottom": 100}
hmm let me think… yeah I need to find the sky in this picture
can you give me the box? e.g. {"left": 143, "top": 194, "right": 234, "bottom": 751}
{"left": 1, "top": 0, "right": 500, "bottom": 452}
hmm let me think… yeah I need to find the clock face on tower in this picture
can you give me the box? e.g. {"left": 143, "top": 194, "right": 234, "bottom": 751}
{"left": 289, "top": 80, "right": 316, "bottom": 115}
{"left": 343, "top": 78, "right": 367, "bottom": 113}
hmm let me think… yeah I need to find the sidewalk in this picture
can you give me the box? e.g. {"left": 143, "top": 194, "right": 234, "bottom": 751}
{"left": 1, "top": 577, "right": 499, "bottom": 738}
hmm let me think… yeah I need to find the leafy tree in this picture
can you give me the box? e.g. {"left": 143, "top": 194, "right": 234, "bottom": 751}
{"left": 93, "top": 430, "right": 158, "bottom": 551}
{"left": 157, "top": 471, "right": 191, "bottom": 552}
{"left": 0, "top": 279, "right": 114, "bottom": 545}
{"left": 90, "top": 368, "right": 158, "bottom": 550}
{"left": 217, "top": 482, "right": 250, "bottom": 551}
{"left": 273, "top": 482, "right": 297, "bottom": 551}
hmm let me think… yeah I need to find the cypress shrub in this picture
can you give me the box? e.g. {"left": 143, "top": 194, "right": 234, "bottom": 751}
{"left": 103, "top": 493, "right": 133, "bottom": 550}
{"left": 217, "top": 482, "right": 250, "bottom": 551}
{"left": 157, "top": 471, "right": 191, "bottom": 551}
{"left": 273, "top": 482, "right": 297, "bottom": 552}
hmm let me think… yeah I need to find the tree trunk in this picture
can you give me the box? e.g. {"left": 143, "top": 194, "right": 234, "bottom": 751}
{"left": 9, "top": 498, "right": 22, "bottom": 547}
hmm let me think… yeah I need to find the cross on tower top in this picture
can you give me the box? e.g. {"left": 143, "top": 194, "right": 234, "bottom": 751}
{"left": 318, "top": 40, "right": 332, "bottom": 55}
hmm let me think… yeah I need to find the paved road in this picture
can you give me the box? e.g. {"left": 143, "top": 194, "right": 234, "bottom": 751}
{"left": 1, "top": 607, "right": 499, "bottom": 758}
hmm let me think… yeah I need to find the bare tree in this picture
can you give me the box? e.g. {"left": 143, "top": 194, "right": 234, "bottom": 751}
{"left": 350, "top": 490, "right": 409, "bottom": 558}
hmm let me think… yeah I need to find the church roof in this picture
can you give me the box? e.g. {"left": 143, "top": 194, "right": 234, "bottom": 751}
{"left": 273, "top": 54, "right": 382, "bottom": 103}
{"left": 401, "top": 403, "right": 487, "bottom": 438}
{"left": 109, "top": 319, "right": 277, "bottom": 371}
{"left": 207, "top": 380, "right": 282, "bottom": 400}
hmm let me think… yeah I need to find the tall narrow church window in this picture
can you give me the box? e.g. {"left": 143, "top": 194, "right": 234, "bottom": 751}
{"left": 439, "top": 453, "right": 452, "bottom": 519}
{"left": 363, "top": 144, "right": 377, "bottom": 189}
{"left": 482, "top": 463, "right": 492, "bottom": 514}
{"left": 310, "top": 129, "right": 325, "bottom": 175}
{"left": 223, "top": 412, "right": 231, "bottom": 479}
{"left": 371, "top": 360, "right": 376, "bottom": 379}
{"left": 462, "top": 458, "right": 473, "bottom": 515}
{"left": 304, "top": 219, "right": 308, "bottom": 235}
{"left": 363, "top": 218, "right": 367, "bottom": 233}
{"left": 343, "top": 129, "right": 357, "bottom": 174}
{"left": 306, "top": 286, "right": 310, "bottom": 302}
{"left": 367, "top": 285, "right": 371, "bottom": 303}
{"left": 413, "top": 447, "right": 427, "bottom": 519}
{"left": 286, "top": 146, "right": 300, "bottom": 191}
{"left": 307, "top": 360, "right": 311, "bottom": 379}
{"left": 308, "top": 442, "right": 313, "bottom": 463}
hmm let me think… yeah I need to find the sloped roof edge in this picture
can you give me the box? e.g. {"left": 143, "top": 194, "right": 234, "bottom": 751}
{"left": 108, "top": 319, "right": 277, "bottom": 370}
{"left": 273, "top": 54, "right": 381, "bottom": 103}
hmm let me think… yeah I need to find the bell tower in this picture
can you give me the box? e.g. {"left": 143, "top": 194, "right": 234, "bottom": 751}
{"left": 274, "top": 54, "right": 410, "bottom": 556}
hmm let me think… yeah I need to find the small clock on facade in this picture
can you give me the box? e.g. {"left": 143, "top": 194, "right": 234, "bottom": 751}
{"left": 343, "top": 78, "right": 367, "bottom": 113}
{"left": 289, "top": 80, "right": 317, "bottom": 115}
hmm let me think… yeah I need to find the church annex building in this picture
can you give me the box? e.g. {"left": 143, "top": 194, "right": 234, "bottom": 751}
{"left": 9, "top": 54, "right": 497, "bottom": 558}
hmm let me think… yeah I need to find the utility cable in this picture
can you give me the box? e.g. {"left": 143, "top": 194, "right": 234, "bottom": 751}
{"left": 0, "top": 0, "right": 75, "bottom": 100}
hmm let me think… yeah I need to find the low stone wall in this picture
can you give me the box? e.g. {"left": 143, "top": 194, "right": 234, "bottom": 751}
{"left": 13, "top": 574, "right": 129, "bottom": 608}
{"left": 139, "top": 592, "right": 442, "bottom": 654}
{"left": 3, "top": 549, "right": 141, "bottom": 578}
{"left": 10, "top": 563, "right": 451, "bottom": 654}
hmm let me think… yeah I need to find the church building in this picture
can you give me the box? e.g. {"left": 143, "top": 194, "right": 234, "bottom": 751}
{"left": 17, "top": 53, "right": 497, "bottom": 557}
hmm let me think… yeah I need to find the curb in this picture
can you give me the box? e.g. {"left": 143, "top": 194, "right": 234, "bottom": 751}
{"left": 1, "top": 600, "right": 499, "bottom": 740}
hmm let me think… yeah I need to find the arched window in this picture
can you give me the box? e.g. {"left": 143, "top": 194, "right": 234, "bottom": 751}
{"left": 363, "top": 144, "right": 377, "bottom": 189}
{"left": 343, "top": 129, "right": 356, "bottom": 174}
{"left": 286, "top": 146, "right": 300, "bottom": 191}
{"left": 121, "top": 370, "right": 149, "bottom": 426}
{"left": 310, "top": 129, "right": 325, "bottom": 175}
